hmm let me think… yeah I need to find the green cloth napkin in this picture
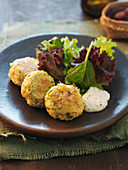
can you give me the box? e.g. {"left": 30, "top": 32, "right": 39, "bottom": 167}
{"left": 0, "top": 20, "right": 128, "bottom": 160}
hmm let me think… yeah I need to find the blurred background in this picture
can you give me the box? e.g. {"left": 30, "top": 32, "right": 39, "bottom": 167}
{"left": 0, "top": 0, "right": 89, "bottom": 30}
{"left": 0, "top": 0, "right": 121, "bottom": 31}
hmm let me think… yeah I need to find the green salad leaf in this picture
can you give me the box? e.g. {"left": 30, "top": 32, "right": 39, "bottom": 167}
{"left": 40, "top": 36, "right": 115, "bottom": 94}
{"left": 93, "top": 36, "right": 117, "bottom": 60}
{"left": 41, "top": 36, "right": 62, "bottom": 52}
{"left": 65, "top": 41, "right": 102, "bottom": 93}
{"left": 61, "top": 36, "right": 84, "bottom": 67}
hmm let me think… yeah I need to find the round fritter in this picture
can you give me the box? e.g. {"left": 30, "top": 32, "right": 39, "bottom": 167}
{"left": 8, "top": 57, "right": 38, "bottom": 86}
{"left": 45, "top": 83, "right": 84, "bottom": 121}
{"left": 21, "top": 70, "right": 55, "bottom": 108}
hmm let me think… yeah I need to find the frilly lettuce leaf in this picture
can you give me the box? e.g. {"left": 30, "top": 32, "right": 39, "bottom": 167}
{"left": 61, "top": 36, "right": 84, "bottom": 67}
{"left": 93, "top": 36, "right": 117, "bottom": 60}
{"left": 41, "top": 36, "right": 62, "bottom": 52}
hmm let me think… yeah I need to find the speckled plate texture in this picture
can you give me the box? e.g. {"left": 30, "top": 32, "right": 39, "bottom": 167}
{"left": 0, "top": 33, "right": 128, "bottom": 138}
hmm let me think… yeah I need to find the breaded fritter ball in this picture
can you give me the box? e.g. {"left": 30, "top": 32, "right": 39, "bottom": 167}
{"left": 8, "top": 57, "right": 38, "bottom": 86}
{"left": 21, "top": 70, "right": 55, "bottom": 108}
{"left": 45, "top": 83, "right": 84, "bottom": 121}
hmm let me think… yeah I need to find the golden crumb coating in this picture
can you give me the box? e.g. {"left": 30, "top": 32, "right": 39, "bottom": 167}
{"left": 8, "top": 57, "right": 38, "bottom": 86}
{"left": 21, "top": 70, "right": 55, "bottom": 108}
{"left": 45, "top": 83, "right": 84, "bottom": 121}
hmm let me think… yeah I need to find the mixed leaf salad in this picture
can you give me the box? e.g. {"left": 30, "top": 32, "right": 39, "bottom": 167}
{"left": 36, "top": 36, "right": 117, "bottom": 94}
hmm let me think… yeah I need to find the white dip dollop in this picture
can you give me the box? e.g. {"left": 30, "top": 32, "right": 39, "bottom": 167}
{"left": 82, "top": 87, "right": 110, "bottom": 112}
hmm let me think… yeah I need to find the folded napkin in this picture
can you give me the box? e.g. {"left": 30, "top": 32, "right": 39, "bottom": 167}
{"left": 0, "top": 20, "right": 128, "bottom": 160}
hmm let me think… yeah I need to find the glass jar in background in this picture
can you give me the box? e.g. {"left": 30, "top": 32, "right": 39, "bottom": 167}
{"left": 81, "top": 0, "right": 117, "bottom": 17}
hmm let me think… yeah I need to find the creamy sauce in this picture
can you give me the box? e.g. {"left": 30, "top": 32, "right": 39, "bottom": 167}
{"left": 82, "top": 87, "right": 110, "bottom": 112}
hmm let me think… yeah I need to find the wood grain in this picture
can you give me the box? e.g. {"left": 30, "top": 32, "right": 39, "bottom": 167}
{"left": 0, "top": 145, "right": 128, "bottom": 170}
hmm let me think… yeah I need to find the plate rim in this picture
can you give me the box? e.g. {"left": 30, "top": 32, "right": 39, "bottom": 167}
{"left": 0, "top": 106, "right": 128, "bottom": 138}
{"left": 0, "top": 32, "right": 128, "bottom": 138}
{"left": 0, "top": 32, "right": 88, "bottom": 53}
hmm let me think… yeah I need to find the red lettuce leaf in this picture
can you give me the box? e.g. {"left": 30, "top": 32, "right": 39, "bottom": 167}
{"left": 71, "top": 46, "right": 116, "bottom": 86}
{"left": 38, "top": 47, "right": 65, "bottom": 82}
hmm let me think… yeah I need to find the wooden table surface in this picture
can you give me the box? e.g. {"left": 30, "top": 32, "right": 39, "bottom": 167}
{"left": 0, "top": 0, "right": 127, "bottom": 169}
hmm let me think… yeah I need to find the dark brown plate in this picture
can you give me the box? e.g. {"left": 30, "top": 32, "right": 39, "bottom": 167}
{"left": 0, "top": 33, "right": 128, "bottom": 138}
